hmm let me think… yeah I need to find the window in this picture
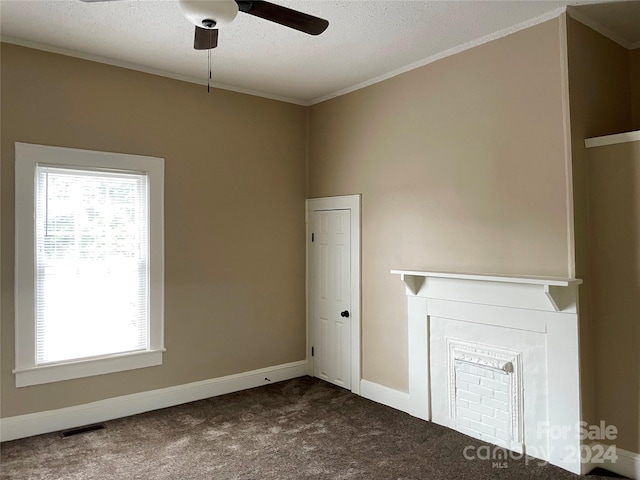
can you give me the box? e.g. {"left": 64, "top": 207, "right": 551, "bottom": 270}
{"left": 14, "top": 143, "right": 164, "bottom": 387}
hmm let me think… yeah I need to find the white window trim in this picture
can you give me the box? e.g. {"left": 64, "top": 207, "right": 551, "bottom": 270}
{"left": 14, "top": 143, "right": 165, "bottom": 387}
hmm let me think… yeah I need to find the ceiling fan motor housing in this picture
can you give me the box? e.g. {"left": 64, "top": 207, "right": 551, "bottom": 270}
{"left": 179, "top": 0, "right": 239, "bottom": 29}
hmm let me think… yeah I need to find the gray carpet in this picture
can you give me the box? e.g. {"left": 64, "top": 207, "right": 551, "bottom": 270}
{"left": 0, "top": 377, "right": 621, "bottom": 479}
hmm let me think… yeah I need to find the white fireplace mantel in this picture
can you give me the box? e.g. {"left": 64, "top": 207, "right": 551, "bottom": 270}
{"left": 391, "top": 270, "right": 583, "bottom": 312}
{"left": 391, "top": 269, "right": 584, "bottom": 474}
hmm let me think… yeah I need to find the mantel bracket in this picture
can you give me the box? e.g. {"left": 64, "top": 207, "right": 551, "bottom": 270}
{"left": 400, "top": 274, "right": 424, "bottom": 296}
{"left": 543, "top": 285, "right": 561, "bottom": 312}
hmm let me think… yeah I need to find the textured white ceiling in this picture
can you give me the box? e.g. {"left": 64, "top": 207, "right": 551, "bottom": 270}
{"left": 0, "top": 0, "right": 637, "bottom": 105}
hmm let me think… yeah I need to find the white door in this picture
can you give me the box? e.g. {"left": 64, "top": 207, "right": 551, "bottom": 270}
{"left": 311, "top": 209, "right": 351, "bottom": 389}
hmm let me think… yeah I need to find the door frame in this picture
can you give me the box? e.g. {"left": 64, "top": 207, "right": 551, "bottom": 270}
{"left": 306, "top": 195, "right": 361, "bottom": 395}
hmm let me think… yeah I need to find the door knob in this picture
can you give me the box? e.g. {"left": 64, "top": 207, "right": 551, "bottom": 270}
{"left": 341, "top": 310, "right": 350, "bottom": 318}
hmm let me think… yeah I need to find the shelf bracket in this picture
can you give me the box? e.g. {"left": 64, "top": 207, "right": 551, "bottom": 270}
{"left": 400, "top": 274, "right": 425, "bottom": 296}
{"left": 543, "top": 285, "right": 560, "bottom": 312}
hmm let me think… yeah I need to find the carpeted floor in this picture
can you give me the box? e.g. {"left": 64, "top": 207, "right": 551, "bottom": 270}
{"left": 0, "top": 377, "right": 623, "bottom": 479}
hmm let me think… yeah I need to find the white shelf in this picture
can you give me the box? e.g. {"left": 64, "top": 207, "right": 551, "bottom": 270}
{"left": 391, "top": 270, "right": 582, "bottom": 312}
{"left": 585, "top": 130, "right": 640, "bottom": 148}
{"left": 391, "top": 269, "right": 582, "bottom": 286}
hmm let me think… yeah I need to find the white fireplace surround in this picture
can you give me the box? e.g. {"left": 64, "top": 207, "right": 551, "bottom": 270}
{"left": 391, "top": 270, "right": 583, "bottom": 474}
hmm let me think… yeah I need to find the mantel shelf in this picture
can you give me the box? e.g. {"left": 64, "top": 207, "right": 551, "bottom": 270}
{"left": 390, "top": 270, "right": 582, "bottom": 312}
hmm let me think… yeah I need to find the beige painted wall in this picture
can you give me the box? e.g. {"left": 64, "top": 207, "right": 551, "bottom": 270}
{"left": 565, "top": 16, "right": 635, "bottom": 451}
{"left": 631, "top": 49, "right": 640, "bottom": 131}
{"left": 308, "top": 18, "right": 572, "bottom": 392}
{"left": 586, "top": 140, "right": 640, "bottom": 452}
{"left": 0, "top": 44, "right": 308, "bottom": 417}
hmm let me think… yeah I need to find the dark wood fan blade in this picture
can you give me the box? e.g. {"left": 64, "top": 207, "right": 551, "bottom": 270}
{"left": 194, "top": 27, "right": 219, "bottom": 50}
{"left": 236, "top": 1, "right": 328, "bottom": 36}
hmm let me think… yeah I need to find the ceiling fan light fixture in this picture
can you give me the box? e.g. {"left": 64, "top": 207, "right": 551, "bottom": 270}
{"left": 179, "top": 0, "right": 239, "bottom": 29}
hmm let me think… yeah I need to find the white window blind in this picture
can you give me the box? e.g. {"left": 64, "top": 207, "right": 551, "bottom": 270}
{"left": 35, "top": 165, "right": 149, "bottom": 364}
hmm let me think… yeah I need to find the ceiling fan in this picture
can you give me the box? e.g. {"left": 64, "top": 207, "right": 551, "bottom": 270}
{"left": 80, "top": 0, "right": 330, "bottom": 50}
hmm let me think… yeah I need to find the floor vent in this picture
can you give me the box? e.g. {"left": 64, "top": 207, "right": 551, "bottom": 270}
{"left": 59, "top": 423, "right": 106, "bottom": 438}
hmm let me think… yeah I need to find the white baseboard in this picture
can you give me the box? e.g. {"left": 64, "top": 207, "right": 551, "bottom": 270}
{"left": 360, "top": 379, "right": 410, "bottom": 414}
{"left": 1, "top": 360, "right": 308, "bottom": 442}
{"left": 583, "top": 443, "right": 640, "bottom": 479}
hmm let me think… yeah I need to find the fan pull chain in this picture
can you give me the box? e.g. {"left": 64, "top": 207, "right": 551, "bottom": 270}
{"left": 44, "top": 172, "right": 49, "bottom": 236}
{"left": 207, "top": 47, "right": 211, "bottom": 93}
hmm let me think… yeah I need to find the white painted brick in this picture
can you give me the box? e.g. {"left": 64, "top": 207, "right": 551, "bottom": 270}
{"left": 482, "top": 414, "right": 509, "bottom": 432}
{"left": 457, "top": 406, "right": 482, "bottom": 422}
{"left": 469, "top": 365, "right": 479, "bottom": 376}
{"left": 469, "top": 420, "right": 496, "bottom": 437}
{"left": 483, "top": 369, "right": 496, "bottom": 380}
{"left": 457, "top": 425, "right": 481, "bottom": 440}
{"left": 457, "top": 389, "right": 481, "bottom": 404}
{"left": 493, "top": 428, "right": 511, "bottom": 442}
{"left": 481, "top": 396, "right": 507, "bottom": 411}
{"left": 499, "top": 373, "right": 510, "bottom": 384}
{"left": 480, "top": 377, "right": 509, "bottom": 393}
{"left": 468, "top": 383, "right": 495, "bottom": 398}
{"left": 455, "top": 379, "right": 470, "bottom": 392}
{"left": 457, "top": 398, "right": 469, "bottom": 409}
{"left": 457, "top": 372, "right": 481, "bottom": 385}
{"left": 456, "top": 417, "right": 471, "bottom": 428}
{"left": 455, "top": 374, "right": 470, "bottom": 385}
{"left": 481, "top": 368, "right": 495, "bottom": 378}
{"left": 494, "top": 410, "right": 509, "bottom": 423}
{"left": 494, "top": 391, "right": 509, "bottom": 404}
{"left": 469, "top": 402, "right": 494, "bottom": 416}
{"left": 478, "top": 432, "right": 505, "bottom": 447}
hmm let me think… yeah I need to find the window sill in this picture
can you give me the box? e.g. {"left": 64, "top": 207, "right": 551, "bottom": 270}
{"left": 13, "top": 349, "right": 165, "bottom": 387}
